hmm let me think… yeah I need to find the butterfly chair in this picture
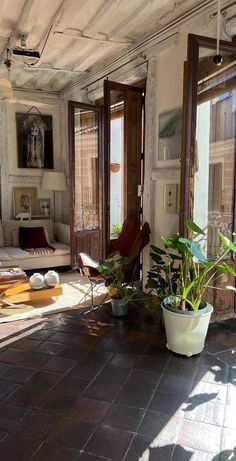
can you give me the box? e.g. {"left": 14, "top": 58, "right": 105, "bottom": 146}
{"left": 78, "top": 219, "right": 151, "bottom": 315}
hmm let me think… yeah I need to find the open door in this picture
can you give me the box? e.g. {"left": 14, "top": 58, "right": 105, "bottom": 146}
{"left": 103, "top": 80, "right": 144, "bottom": 256}
{"left": 68, "top": 101, "right": 103, "bottom": 267}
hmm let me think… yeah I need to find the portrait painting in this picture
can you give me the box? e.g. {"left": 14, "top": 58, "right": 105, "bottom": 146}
{"left": 13, "top": 187, "right": 37, "bottom": 216}
{"left": 158, "top": 108, "right": 182, "bottom": 161}
{"left": 16, "top": 113, "right": 53, "bottom": 169}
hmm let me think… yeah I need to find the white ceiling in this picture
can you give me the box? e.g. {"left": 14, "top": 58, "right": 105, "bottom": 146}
{"left": 0, "top": 0, "right": 232, "bottom": 94}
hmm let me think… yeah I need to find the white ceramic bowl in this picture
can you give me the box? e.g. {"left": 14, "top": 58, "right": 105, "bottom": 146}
{"left": 29, "top": 273, "right": 44, "bottom": 290}
{"left": 44, "top": 270, "right": 59, "bottom": 287}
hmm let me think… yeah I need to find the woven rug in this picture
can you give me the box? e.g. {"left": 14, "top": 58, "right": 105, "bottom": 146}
{"left": 0, "top": 270, "right": 108, "bottom": 323}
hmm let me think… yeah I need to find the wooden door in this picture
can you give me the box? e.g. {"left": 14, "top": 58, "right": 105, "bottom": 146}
{"left": 68, "top": 101, "right": 103, "bottom": 268}
{"left": 103, "top": 80, "right": 143, "bottom": 256}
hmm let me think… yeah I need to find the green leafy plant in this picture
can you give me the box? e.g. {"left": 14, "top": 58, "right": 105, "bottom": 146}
{"left": 99, "top": 253, "right": 147, "bottom": 307}
{"left": 146, "top": 220, "right": 236, "bottom": 311}
{"left": 111, "top": 224, "right": 122, "bottom": 239}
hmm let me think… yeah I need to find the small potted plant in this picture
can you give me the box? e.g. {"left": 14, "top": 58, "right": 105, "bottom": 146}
{"left": 146, "top": 220, "right": 236, "bottom": 356}
{"left": 99, "top": 253, "right": 145, "bottom": 317}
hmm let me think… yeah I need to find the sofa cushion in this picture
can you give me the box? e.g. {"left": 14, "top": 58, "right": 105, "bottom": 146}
{"left": 56, "top": 223, "right": 70, "bottom": 245}
{"left": 12, "top": 228, "right": 50, "bottom": 247}
{"left": 0, "top": 243, "right": 70, "bottom": 261}
{"left": 3, "top": 219, "right": 55, "bottom": 245}
{"left": 19, "top": 226, "right": 50, "bottom": 249}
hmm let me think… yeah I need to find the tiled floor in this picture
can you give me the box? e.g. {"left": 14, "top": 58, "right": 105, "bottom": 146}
{"left": 0, "top": 303, "right": 235, "bottom": 461}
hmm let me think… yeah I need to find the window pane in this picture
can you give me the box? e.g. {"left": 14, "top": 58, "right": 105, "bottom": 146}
{"left": 74, "top": 108, "right": 99, "bottom": 231}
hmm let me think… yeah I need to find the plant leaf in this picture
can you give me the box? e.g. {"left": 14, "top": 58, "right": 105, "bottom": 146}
{"left": 219, "top": 233, "right": 236, "bottom": 253}
{"left": 150, "top": 245, "right": 166, "bottom": 255}
{"left": 186, "top": 220, "right": 205, "bottom": 235}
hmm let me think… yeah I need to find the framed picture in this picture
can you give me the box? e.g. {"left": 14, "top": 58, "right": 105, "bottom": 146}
{"left": 38, "top": 198, "right": 51, "bottom": 216}
{"left": 13, "top": 187, "right": 37, "bottom": 216}
{"left": 16, "top": 113, "right": 53, "bottom": 169}
{"left": 158, "top": 108, "right": 182, "bottom": 161}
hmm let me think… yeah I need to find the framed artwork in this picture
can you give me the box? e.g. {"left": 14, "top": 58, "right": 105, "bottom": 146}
{"left": 13, "top": 187, "right": 37, "bottom": 216}
{"left": 38, "top": 198, "right": 51, "bottom": 216}
{"left": 158, "top": 108, "right": 182, "bottom": 161}
{"left": 16, "top": 113, "right": 53, "bottom": 169}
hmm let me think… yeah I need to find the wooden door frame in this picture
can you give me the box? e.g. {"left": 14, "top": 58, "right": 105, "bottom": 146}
{"left": 68, "top": 100, "right": 103, "bottom": 267}
{"left": 103, "top": 80, "right": 144, "bottom": 256}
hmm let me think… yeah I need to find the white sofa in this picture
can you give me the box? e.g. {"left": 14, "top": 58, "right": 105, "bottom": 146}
{"left": 0, "top": 219, "right": 71, "bottom": 270}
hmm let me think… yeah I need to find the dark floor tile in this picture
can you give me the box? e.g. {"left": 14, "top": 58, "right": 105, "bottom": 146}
{"left": 109, "top": 353, "right": 138, "bottom": 368}
{"left": 195, "top": 365, "right": 229, "bottom": 385}
{"left": 0, "top": 379, "right": 18, "bottom": 400}
{"left": 80, "top": 454, "right": 110, "bottom": 461}
{"left": 84, "top": 425, "right": 133, "bottom": 461}
{"left": 84, "top": 379, "right": 121, "bottom": 402}
{"left": 19, "top": 352, "right": 49, "bottom": 369}
{"left": 12, "top": 338, "right": 42, "bottom": 351}
{"left": 0, "top": 363, "right": 10, "bottom": 376}
{"left": 169, "top": 352, "right": 201, "bottom": 367}
{"left": 123, "top": 434, "right": 173, "bottom": 461}
{"left": 15, "top": 410, "right": 59, "bottom": 440}
{"left": 144, "top": 343, "right": 171, "bottom": 359}
{"left": 36, "top": 341, "right": 67, "bottom": 356}
{"left": 126, "top": 369, "right": 160, "bottom": 389}
{"left": 102, "top": 403, "right": 144, "bottom": 432}
{"left": 157, "top": 374, "right": 193, "bottom": 394}
{"left": 41, "top": 390, "right": 78, "bottom": 415}
{"left": 138, "top": 410, "right": 182, "bottom": 442}
{"left": 148, "top": 390, "right": 187, "bottom": 416}
{"left": 199, "top": 352, "right": 226, "bottom": 368}
{"left": 135, "top": 355, "right": 168, "bottom": 373}
{"left": 5, "top": 385, "right": 48, "bottom": 410}
{"left": 115, "top": 383, "right": 154, "bottom": 408}
{"left": 68, "top": 396, "right": 109, "bottom": 422}
{"left": 97, "top": 364, "right": 130, "bottom": 384}
{"left": 28, "top": 329, "right": 54, "bottom": 341}
{"left": 0, "top": 403, "right": 27, "bottom": 432}
{"left": 0, "top": 431, "right": 7, "bottom": 442}
{"left": 0, "top": 433, "right": 41, "bottom": 461}
{"left": 68, "top": 359, "right": 106, "bottom": 380}
{"left": 48, "top": 332, "right": 77, "bottom": 345}
{"left": 54, "top": 375, "right": 89, "bottom": 395}
{"left": 177, "top": 419, "right": 222, "bottom": 452}
{"left": 216, "top": 350, "right": 236, "bottom": 366}
{"left": 47, "top": 417, "right": 95, "bottom": 450}
{"left": 1, "top": 364, "right": 35, "bottom": 384}
{"left": 0, "top": 349, "right": 28, "bottom": 365}
{"left": 27, "top": 371, "right": 60, "bottom": 389}
{"left": 164, "top": 362, "right": 198, "bottom": 379}
{"left": 40, "top": 356, "right": 77, "bottom": 373}
{"left": 205, "top": 330, "right": 236, "bottom": 354}
{"left": 184, "top": 400, "right": 225, "bottom": 426}
{"left": 59, "top": 344, "right": 89, "bottom": 361}
{"left": 31, "top": 442, "right": 81, "bottom": 461}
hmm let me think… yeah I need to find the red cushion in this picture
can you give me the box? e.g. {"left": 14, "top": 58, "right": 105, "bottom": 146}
{"left": 19, "top": 226, "right": 49, "bottom": 249}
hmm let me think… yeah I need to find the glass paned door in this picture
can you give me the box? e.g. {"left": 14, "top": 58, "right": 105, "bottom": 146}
{"left": 69, "top": 101, "right": 102, "bottom": 267}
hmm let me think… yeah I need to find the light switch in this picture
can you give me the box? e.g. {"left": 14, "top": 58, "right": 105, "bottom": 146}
{"left": 164, "top": 184, "right": 178, "bottom": 213}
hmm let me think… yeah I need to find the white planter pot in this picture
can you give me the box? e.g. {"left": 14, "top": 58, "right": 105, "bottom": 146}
{"left": 111, "top": 298, "right": 128, "bottom": 317}
{"left": 161, "top": 299, "right": 213, "bottom": 356}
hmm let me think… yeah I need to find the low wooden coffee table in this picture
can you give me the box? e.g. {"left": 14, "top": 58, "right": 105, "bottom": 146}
{"left": 0, "top": 283, "right": 62, "bottom": 306}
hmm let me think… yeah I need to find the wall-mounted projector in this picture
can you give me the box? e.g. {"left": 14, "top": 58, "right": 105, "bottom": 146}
{"left": 12, "top": 48, "right": 40, "bottom": 59}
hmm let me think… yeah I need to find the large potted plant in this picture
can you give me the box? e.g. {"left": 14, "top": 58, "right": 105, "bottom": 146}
{"left": 99, "top": 253, "right": 145, "bottom": 317}
{"left": 146, "top": 221, "right": 236, "bottom": 356}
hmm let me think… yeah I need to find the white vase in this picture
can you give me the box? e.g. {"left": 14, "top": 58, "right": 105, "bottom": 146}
{"left": 44, "top": 270, "right": 59, "bottom": 287}
{"left": 161, "top": 299, "right": 213, "bottom": 356}
{"left": 29, "top": 273, "right": 44, "bottom": 290}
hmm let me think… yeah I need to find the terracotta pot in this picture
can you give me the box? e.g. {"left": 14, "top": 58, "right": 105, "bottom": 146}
{"left": 110, "top": 163, "right": 121, "bottom": 173}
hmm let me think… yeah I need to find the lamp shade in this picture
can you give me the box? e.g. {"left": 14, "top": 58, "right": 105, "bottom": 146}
{"left": 41, "top": 171, "right": 67, "bottom": 191}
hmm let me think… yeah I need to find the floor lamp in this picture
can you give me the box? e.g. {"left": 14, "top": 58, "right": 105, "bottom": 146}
{"left": 41, "top": 171, "right": 67, "bottom": 221}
